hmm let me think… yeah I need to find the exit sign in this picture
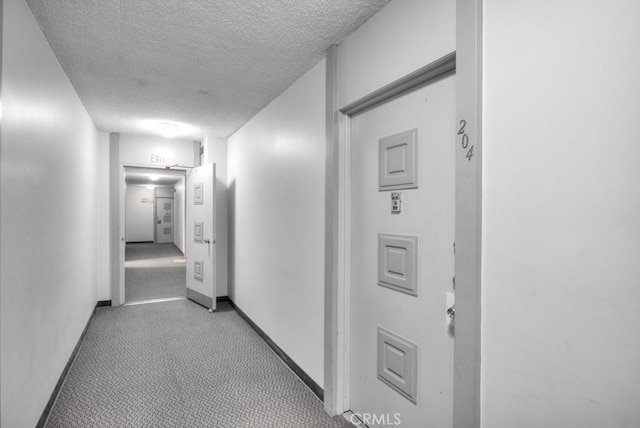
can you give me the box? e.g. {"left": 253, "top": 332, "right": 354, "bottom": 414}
{"left": 151, "top": 153, "right": 165, "bottom": 164}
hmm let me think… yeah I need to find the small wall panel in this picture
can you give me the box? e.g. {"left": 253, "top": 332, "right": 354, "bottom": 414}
{"left": 379, "top": 129, "right": 419, "bottom": 191}
{"left": 378, "top": 234, "right": 418, "bottom": 296}
{"left": 377, "top": 327, "right": 418, "bottom": 403}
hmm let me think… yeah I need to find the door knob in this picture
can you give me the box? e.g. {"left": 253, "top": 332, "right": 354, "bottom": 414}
{"left": 203, "top": 238, "right": 211, "bottom": 244}
{"left": 447, "top": 305, "right": 455, "bottom": 320}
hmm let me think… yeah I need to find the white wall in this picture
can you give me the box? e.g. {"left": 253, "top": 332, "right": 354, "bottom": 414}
{"left": 482, "top": 1, "right": 640, "bottom": 427}
{"left": 119, "top": 133, "right": 198, "bottom": 168}
{"left": 0, "top": 0, "right": 99, "bottom": 426}
{"left": 174, "top": 176, "right": 186, "bottom": 253}
{"left": 228, "top": 59, "right": 326, "bottom": 386}
{"left": 337, "top": 0, "right": 455, "bottom": 107}
{"left": 96, "top": 131, "right": 111, "bottom": 301}
{"left": 201, "top": 135, "right": 228, "bottom": 297}
{"left": 125, "top": 185, "right": 155, "bottom": 242}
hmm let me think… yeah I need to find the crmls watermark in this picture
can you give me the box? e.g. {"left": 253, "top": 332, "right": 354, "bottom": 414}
{"left": 350, "top": 412, "right": 402, "bottom": 426}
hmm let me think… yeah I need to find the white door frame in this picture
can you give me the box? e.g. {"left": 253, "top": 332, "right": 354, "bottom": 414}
{"left": 110, "top": 161, "right": 188, "bottom": 306}
{"left": 324, "top": 2, "right": 482, "bottom": 425}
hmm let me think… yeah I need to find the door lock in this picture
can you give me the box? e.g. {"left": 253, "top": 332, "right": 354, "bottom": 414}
{"left": 391, "top": 192, "right": 402, "bottom": 214}
{"left": 446, "top": 291, "right": 455, "bottom": 326}
{"left": 447, "top": 305, "right": 455, "bottom": 320}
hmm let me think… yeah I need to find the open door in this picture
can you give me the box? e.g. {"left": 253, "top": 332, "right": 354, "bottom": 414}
{"left": 185, "top": 163, "right": 216, "bottom": 310}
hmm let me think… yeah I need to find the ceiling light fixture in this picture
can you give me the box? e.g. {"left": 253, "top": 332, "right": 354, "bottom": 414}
{"left": 156, "top": 122, "right": 179, "bottom": 139}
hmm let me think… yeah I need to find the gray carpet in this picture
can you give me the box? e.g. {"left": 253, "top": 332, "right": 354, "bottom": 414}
{"left": 125, "top": 242, "right": 184, "bottom": 261}
{"left": 45, "top": 300, "right": 353, "bottom": 428}
{"left": 125, "top": 243, "right": 186, "bottom": 302}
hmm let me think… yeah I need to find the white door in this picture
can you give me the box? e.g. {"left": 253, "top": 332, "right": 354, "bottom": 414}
{"left": 155, "top": 197, "right": 174, "bottom": 244}
{"left": 185, "top": 164, "right": 216, "bottom": 310}
{"left": 349, "top": 74, "right": 456, "bottom": 427}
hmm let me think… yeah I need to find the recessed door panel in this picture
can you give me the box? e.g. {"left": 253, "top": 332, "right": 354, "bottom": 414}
{"left": 378, "top": 234, "right": 418, "bottom": 296}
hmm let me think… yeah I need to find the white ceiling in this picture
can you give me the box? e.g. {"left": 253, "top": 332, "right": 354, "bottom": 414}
{"left": 125, "top": 167, "right": 185, "bottom": 186}
{"left": 25, "top": 0, "right": 390, "bottom": 140}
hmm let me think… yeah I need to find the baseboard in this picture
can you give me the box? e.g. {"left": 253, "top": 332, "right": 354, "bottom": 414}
{"left": 225, "top": 298, "right": 324, "bottom": 401}
{"left": 37, "top": 301, "right": 103, "bottom": 427}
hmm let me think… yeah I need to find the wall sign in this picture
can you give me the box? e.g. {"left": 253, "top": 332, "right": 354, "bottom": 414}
{"left": 150, "top": 153, "right": 166, "bottom": 165}
{"left": 458, "top": 120, "right": 474, "bottom": 161}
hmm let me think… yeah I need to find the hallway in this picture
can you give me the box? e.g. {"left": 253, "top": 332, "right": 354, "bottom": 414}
{"left": 45, "top": 300, "right": 352, "bottom": 427}
{"left": 4, "top": 1, "right": 640, "bottom": 427}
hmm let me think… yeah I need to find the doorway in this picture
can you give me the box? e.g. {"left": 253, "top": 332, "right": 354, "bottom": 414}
{"left": 123, "top": 166, "right": 187, "bottom": 303}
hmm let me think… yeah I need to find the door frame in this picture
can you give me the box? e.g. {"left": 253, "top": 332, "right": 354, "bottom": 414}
{"left": 323, "top": 2, "right": 482, "bottom": 426}
{"left": 110, "top": 162, "right": 188, "bottom": 306}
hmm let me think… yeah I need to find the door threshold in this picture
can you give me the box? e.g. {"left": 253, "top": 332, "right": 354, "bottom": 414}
{"left": 123, "top": 296, "right": 187, "bottom": 306}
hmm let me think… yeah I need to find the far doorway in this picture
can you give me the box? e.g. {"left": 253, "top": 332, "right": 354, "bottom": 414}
{"left": 123, "top": 166, "right": 187, "bottom": 303}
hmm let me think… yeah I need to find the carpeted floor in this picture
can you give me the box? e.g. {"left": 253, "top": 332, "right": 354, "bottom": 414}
{"left": 45, "top": 300, "right": 352, "bottom": 428}
{"left": 125, "top": 243, "right": 186, "bottom": 302}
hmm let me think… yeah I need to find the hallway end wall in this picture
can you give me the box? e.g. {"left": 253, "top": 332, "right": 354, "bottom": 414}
{"left": 228, "top": 59, "right": 326, "bottom": 387}
{"left": 125, "top": 185, "right": 155, "bottom": 242}
{"left": 0, "top": 0, "right": 99, "bottom": 426}
{"left": 482, "top": 1, "right": 640, "bottom": 426}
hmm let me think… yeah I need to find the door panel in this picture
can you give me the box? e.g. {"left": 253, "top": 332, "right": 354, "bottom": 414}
{"left": 349, "top": 74, "right": 455, "bottom": 427}
{"left": 185, "top": 164, "right": 216, "bottom": 310}
{"left": 155, "top": 197, "right": 174, "bottom": 244}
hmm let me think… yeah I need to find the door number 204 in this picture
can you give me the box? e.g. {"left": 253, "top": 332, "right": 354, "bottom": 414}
{"left": 458, "top": 120, "right": 474, "bottom": 161}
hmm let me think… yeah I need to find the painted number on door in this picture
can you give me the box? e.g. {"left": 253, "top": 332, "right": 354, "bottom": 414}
{"left": 458, "top": 120, "right": 474, "bottom": 161}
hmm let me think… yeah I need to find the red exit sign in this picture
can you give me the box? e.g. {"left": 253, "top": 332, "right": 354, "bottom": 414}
{"left": 151, "top": 153, "right": 165, "bottom": 164}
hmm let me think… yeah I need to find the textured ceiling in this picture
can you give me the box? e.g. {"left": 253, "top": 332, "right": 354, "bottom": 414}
{"left": 26, "top": 0, "right": 390, "bottom": 140}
